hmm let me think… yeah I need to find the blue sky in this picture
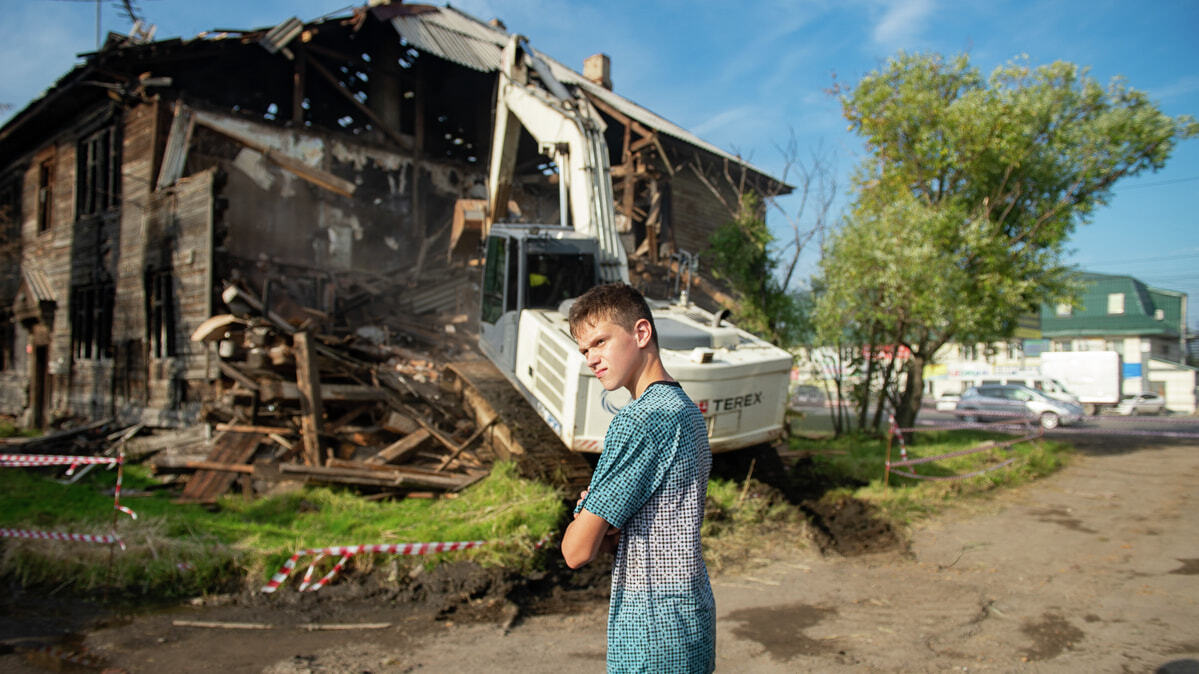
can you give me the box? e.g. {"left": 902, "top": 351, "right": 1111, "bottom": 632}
{"left": 2, "top": 0, "right": 1196, "bottom": 327}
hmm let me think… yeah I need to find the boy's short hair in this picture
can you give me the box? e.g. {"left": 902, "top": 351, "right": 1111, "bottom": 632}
{"left": 568, "top": 283, "right": 659, "bottom": 350}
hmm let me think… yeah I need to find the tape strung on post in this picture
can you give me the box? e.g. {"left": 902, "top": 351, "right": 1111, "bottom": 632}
{"left": 887, "top": 431, "right": 1042, "bottom": 469}
{"left": 1, "top": 450, "right": 135, "bottom": 551}
{"left": 0, "top": 453, "right": 121, "bottom": 468}
{"left": 261, "top": 536, "right": 550, "bottom": 593}
{"left": 890, "top": 458, "right": 1018, "bottom": 481}
{"left": 0, "top": 527, "right": 126, "bottom": 550}
{"left": 262, "top": 540, "right": 491, "bottom": 593}
{"left": 886, "top": 416, "right": 1041, "bottom": 483}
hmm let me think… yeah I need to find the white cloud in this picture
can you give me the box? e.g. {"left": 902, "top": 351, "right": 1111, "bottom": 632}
{"left": 690, "top": 106, "right": 759, "bottom": 137}
{"left": 871, "top": 0, "right": 936, "bottom": 49}
{"left": 1149, "top": 74, "right": 1199, "bottom": 103}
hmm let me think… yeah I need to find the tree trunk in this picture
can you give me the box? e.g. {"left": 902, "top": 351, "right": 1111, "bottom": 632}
{"left": 857, "top": 324, "right": 880, "bottom": 430}
{"left": 895, "top": 353, "right": 927, "bottom": 429}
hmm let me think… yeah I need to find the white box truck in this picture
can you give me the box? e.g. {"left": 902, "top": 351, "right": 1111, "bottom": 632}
{"left": 1039, "top": 351, "right": 1122, "bottom": 415}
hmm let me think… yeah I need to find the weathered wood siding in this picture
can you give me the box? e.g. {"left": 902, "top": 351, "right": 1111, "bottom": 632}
{"left": 142, "top": 169, "right": 214, "bottom": 423}
{"left": 669, "top": 168, "right": 739, "bottom": 265}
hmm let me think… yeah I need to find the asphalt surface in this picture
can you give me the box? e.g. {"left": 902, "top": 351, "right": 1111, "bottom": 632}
{"left": 791, "top": 404, "right": 1199, "bottom": 439}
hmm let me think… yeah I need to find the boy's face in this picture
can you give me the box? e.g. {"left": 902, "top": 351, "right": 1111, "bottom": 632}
{"left": 574, "top": 316, "right": 652, "bottom": 394}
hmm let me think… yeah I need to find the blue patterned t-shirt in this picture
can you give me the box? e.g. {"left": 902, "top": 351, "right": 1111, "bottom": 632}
{"left": 578, "top": 381, "right": 715, "bottom": 673}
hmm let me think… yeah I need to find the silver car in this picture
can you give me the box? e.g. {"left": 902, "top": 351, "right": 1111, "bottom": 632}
{"left": 956, "top": 384, "right": 1084, "bottom": 429}
{"left": 1116, "top": 392, "right": 1166, "bottom": 416}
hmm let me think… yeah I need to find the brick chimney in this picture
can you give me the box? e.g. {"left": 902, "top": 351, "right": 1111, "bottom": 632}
{"left": 583, "top": 53, "right": 612, "bottom": 90}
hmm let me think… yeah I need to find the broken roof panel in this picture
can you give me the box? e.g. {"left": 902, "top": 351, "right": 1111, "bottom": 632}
{"left": 389, "top": 5, "right": 779, "bottom": 182}
{"left": 389, "top": 6, "right": 504, "bottom": 73}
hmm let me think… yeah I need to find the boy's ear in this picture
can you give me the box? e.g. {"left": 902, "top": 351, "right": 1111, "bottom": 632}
{"left": 633, "top": 318, "right": 654, "bottom": 348}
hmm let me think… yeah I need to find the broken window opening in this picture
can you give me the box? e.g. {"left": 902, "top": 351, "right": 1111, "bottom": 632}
{"left": 0, "top": 314, "right": 13, "bottom": 371}
{"left": 37, "top": 158, "right": 54, "bottom": 232}
{"left": 70, "top": 280, "right": 115, "bottom": 361}
{"left": 76, "top": 124, "right": 121, "bottom": 220}
{"left": 0, "top": 175, "right": 20, "bottom": 244}
{"left": 144, "top": 267, "right": 178, "bottom": 359}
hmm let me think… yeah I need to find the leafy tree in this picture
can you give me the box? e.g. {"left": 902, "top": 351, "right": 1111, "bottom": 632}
{"left": 816, "top": 52, "right": 1196, "bottom": 432}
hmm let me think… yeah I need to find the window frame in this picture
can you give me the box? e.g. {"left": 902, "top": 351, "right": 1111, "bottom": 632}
{"left": 1106, "top": 292, "right": 1125, "bottom": 315}
{"left": 75, "top": 123, "right": 122, "bottom": 221}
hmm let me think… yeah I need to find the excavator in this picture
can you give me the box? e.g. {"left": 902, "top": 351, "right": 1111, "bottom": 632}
{"left": 473, "top": 35, "right": 791, "bottom": 454}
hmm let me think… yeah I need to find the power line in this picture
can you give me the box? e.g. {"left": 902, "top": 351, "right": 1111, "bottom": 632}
{"left": 1119, "top": 175, "right": 1199, "bottom": 191}
{"left": 1075, "top": 251, "right": 1199, "bottom": 266}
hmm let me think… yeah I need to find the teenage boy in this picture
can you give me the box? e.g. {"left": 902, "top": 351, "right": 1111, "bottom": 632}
{"left": 561, "top": 283, "right": 715, "bottom": 673}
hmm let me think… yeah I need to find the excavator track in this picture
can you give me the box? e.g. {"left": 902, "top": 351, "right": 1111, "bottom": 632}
{"left": 444, "top": 359, "right": 594, "bottom": 495}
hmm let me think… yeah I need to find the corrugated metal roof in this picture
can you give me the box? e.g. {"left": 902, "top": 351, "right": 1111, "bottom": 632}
{"left": 390, "top": 7, "right": 505, "bottom": 73}
{"left": 390, "top": 5, "right": 779, "bottom": 181}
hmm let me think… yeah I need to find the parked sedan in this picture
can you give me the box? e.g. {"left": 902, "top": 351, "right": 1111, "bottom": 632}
{"left": 955, "top": 384, "right": 1084, "bottom": 429}
{"left": 935, "top": 393, "right": 961, "bottom": 411}
{"left": 789, "top": 384, "right": 827, "bottom": 408}
{"left": 1116, "top": 392, "right": 1166, "bottom": 416}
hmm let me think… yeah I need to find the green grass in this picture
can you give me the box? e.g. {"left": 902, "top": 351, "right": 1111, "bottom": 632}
{"left": 0, "top": 427, "right": 1072, "bottom": 596}
{"left": 0, "top": 461, "right": 563, "bottom": 597}
{"left": 702, "top": 475, "right": 807, "bottom": 573}
{"left": 0, "top": 420, "right": 41, "bottom": 438}
{"left": 787, "top": 428, "right": 1072, "bottom": 525}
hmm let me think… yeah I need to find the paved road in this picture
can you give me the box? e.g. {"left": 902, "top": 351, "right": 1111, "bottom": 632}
{"left": 791, "top": 404, "right": 1199, "bottom": 438}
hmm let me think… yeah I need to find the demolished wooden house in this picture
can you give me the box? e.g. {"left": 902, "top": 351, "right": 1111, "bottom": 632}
{"left": 0, "top": 1, "right": 788, "bottom": 462}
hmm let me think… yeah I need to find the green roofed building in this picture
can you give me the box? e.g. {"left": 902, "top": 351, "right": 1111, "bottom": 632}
{"left": 1035, "top": 272, "right": 1193, "bottom": 413}
{"left": 925, "top": 272, "right": 1195, "bottom": 414}
{"left": 1040, "top": 272, "right": 1186, "bottom": 358}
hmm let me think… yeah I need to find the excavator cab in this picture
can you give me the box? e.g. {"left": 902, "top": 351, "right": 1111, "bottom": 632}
{"left": 478, "top": 226, "right": 599, "bottom": 374}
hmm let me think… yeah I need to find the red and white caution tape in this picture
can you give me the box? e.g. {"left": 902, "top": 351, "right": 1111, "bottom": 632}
{"left": 888, "top": 415, "right": 915, "bottom": 476}
{"left": 0, "top": 527, "right": 125, "bottom": 550}
{"left": 887, "top": 430, "right": 1042, "bottom": 469}
{"left": 303, "top": 553, "right": 355, "bottom": 592}
{"left": 0, "top": 452, "right": 137, "bottom": 520}
{"left": 298, "top": 552, "right": 326, "bottom": 591}
{"left": 0, "top": 453, "right": 120, "bottom": 469}
{"left": 261, "top": 540, "right": 491, "bottom": 593}
{"left": 890, "top": 457, "right": 1018, "bottom": 481}
{"left": 112, "top": 457, "right": 137, "bottom": 520}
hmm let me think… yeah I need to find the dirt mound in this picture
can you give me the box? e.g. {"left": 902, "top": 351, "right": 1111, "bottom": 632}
{"left": 801, "top": 495, "right": 904, "bottom": 556}
{"left": 712, "top": 446, "right": 904, "bottom": 557}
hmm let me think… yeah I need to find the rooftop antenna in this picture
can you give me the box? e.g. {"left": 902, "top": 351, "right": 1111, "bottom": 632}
{"left": 42, "top": 0, "right": 149, "bottom": 50}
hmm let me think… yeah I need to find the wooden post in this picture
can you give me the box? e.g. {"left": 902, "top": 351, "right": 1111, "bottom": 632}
{"left": 413, "top": 73, "right": 426, "bottom": 225}
{"left": 621, "top": 175, "right": 636, "bottom": 236}
{"left": 293, "top": 47, "right": 307, "bottom": 123}
{"left": 293, "top": 332, "right": 325, "bottom": 466}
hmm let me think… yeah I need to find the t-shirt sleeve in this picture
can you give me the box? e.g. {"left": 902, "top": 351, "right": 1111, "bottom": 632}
{"left": 578, "top": 412, "right": 673, "bottom": 530}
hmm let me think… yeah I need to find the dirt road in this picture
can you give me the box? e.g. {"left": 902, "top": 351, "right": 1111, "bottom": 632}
{"left": 4, "top": 436, "right": 1197, "bottom": 672}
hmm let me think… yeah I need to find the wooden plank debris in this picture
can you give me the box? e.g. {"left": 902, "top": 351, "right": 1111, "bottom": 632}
{"left": 365, "top": 429, "right": 430, "bottom": 465}
{"left": 159, "top": 275, "right": 510, "bottom": 501}
{"left": 177, "top": 432, "right": 262, "bottom": 503}
{"left": 293, "top": 331, "right": 325, "bottom": 467}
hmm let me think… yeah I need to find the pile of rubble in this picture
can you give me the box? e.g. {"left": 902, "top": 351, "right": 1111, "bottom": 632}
{"left": 163, "top": 281, "right": 497, "bottom": 503}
